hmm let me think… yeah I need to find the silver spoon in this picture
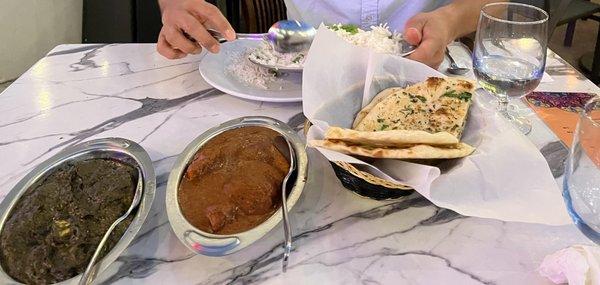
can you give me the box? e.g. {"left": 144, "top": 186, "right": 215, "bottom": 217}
{"left": 208, "top": 20, "right": 316, "bottom": 53}
{"left": 273, "top": 135, "right": 296, "bottom": 273}
{"left": 79, "top": 169, "right": 144, "bottom": 285}
{"left": 445, "top": 48, "right": 469, "bottom": 75}
{"left": 206, "top": 29, "right": 265, "bottom": 43}
{"left": 398, "top": 38, "right": 417, "bottom": 57}
{"left": 208, "top": 24, "right": 414, "bottom": 57}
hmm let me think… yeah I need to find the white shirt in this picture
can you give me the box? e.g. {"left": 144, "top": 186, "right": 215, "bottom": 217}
{"left": 283, "top": 0, "right": 452, "bottom": 31}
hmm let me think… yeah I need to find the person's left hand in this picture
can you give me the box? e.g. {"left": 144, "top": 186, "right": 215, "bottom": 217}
{"left": 403, "top": 9, "right": 458, "bottom": 69}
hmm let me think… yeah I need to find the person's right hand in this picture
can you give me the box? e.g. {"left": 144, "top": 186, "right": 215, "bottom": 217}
{"left": 157, "top": 0, "right": 236, "bottom": 59}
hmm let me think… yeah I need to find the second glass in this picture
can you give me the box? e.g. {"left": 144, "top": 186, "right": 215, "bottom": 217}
{"left": 473, "top": 2, "right": 549, "bottom": 134}
{"left": 563, "top": 96, "right": 600, "bottom": 244}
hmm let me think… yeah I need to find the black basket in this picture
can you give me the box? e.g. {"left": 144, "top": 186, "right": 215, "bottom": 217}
{"left": 329, "top": 161, "right": 414, "bottom": 200}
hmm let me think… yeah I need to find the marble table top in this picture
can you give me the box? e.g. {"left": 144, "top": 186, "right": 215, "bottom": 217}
{"left": 0, "top": 43, "right": 598, "bottom": 285}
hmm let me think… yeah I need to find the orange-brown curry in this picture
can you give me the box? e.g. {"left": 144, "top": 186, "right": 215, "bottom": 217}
{"left": 178, "top": 126, "right": 289, "bottom": 235}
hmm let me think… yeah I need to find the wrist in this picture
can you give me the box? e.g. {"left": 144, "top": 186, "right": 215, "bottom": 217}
{"left": 436, "top": 3, "right": 467, "bottom": 41}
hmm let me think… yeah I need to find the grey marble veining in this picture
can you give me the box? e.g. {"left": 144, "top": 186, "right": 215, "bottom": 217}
{"left": 0, "top": 43, "right": 597, "bottom": 285}
{"left": 46, "top": 44, "right": 108, "bottom": 57}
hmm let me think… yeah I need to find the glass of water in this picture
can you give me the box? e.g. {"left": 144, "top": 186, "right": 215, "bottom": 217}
{"left": 563, "top": 96, "right": 600, "bottom": 244}
{"left": 473, "top": 2, "right": 549, "bottom": 134}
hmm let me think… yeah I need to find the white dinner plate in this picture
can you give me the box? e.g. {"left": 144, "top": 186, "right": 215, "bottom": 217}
{"left": 199, "top": 40, "right": 302, "bottom": 103}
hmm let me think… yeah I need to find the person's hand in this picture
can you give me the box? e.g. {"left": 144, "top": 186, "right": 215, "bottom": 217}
{"left": 403, "top": 9, "right": 458, "bottom": 69}
{"left": 157, "top": 0, "right": 235, "bottom": 59}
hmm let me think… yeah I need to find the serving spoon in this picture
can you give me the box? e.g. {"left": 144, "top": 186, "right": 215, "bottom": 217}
{"left": 208, "top": 20, "right": 316, "bottom": 53}
{"left": 79, "top": 169, "right": 144, "bottom": 285}
{"left": 273, "top": 135, "right": 296, "bottom": 272}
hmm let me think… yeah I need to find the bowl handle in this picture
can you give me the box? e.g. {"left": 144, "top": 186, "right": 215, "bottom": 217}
{"left": 184, "top": 230, "right": 240, "bottom": 256}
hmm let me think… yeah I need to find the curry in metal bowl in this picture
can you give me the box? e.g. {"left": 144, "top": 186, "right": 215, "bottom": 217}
{"left": 0, "top": 138, "right": 156, "bottom": 285}
{"left": 166, "top": 116, "right": 308, "bottom": 256}
{"left": 0, "top": 159, "right": 137, "bottom": 284}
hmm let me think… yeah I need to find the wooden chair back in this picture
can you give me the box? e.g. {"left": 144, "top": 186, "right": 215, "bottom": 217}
{"left": 241, "top": 0, "right": 287, "bottom": 33}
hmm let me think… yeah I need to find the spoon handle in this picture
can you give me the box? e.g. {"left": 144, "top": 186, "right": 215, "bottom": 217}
{"left": 78, "top": 215, "right": 128, "bottom": 285}
{"left": 445, "top": 48, "right": 459, "bottom": 66}
{"left": 236, "top": 33, "right": 267, "bottom": 41}
{"left": 79, "top": 171, "right": 143, "bottom": 285}
{"left": 206, "top": 29, "right": 266, "bottom": 43}
{"left": 281, "top": 146, "right": 295, "bottom": 273}
{"left": 282, "top": 188, "right": 292, "bottom": 273}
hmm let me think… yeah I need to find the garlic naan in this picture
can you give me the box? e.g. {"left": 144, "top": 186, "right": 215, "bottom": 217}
{"left": 325, "top": 126, "right": 458, "bottom": 147}
{"left": 311, "top": 139, "right": 475, "bottom": 159}
{"left": 353, "top": 77, "right": 475, "bottom": 138}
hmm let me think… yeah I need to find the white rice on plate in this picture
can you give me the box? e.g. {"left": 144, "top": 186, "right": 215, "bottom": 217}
{"left": 225, "top": 48, "right": 280, "bottom": 90}
{"left": 248, "top": 42, "right": 306, "bottom": 69}
{"left": 328, "top": 23, "right": 404, "bottom": 55}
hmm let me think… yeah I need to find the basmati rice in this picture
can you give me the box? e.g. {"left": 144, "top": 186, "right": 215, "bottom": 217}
{"left": 328, "top": 23, "right": 404, "bottom": 55}
{"left": 248, "top": 42, "right": 306, "bottom": 69}
{"left": 225, "top": 48, "right": 279, "bottom": 90}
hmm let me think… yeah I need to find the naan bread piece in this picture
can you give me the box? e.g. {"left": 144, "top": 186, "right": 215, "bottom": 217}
{"left": 325, "top": 126, "right": 458, "bottom": 146}
{"left": 354, "top": 77, "right": 475, "bottom": 138}
{"left": 311, "top": 140, "right": 475, "bottom": 159}
{"left": 352, "top": 87, "right": 403, "bottom": 129}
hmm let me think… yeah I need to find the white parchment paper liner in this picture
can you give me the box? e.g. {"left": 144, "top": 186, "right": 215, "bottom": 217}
{"left": 303, "top": 26, "right": 571, "bottom": 225}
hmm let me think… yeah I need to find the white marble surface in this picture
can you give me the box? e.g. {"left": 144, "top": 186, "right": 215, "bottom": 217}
{"left": 0, "top": 43, "right": 598, "bottom": 285}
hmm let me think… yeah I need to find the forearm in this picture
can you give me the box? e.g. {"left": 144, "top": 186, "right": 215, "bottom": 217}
{"left": 437, "top": 0, "right": 502, "bottom": 39}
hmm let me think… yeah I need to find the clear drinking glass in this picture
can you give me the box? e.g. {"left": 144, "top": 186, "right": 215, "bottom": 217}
{"left": 563, "top": 96, "right": 600, "bottom": 244}
{"left": 473, "top": 3, "right": 549, "bottom": 134}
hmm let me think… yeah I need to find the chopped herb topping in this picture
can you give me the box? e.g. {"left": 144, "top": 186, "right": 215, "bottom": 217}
{"left": 380, "top": 124, "right": 389, "bottom": 130}
{"left": 329, "top": 24, "right": 359, "bottom": 35}
{"left": 442, "top": 90, "right": 472, "bottom": 101}
{"left": 377, "top": 118, "right": 384, "bottom": 123}
{"left": 408, "top": 94, "right": 427, "bottom": 103}
{"left": 400, "top": 106, "right": 414, "bottom": 118}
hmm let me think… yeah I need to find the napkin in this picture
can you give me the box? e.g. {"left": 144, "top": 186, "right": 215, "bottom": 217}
{"left": 303, "top": 26, "right": 572, "bottom": 225}
{"left": 539, "top": 245, "right": 600, "bottom": 285}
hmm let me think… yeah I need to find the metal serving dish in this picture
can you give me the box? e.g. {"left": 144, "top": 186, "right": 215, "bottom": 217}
{"left": 0, "top": 138, "right": 156, "bottom": 284}
{"left": 166, "top": 116, "right": 308, "bottom": 256}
